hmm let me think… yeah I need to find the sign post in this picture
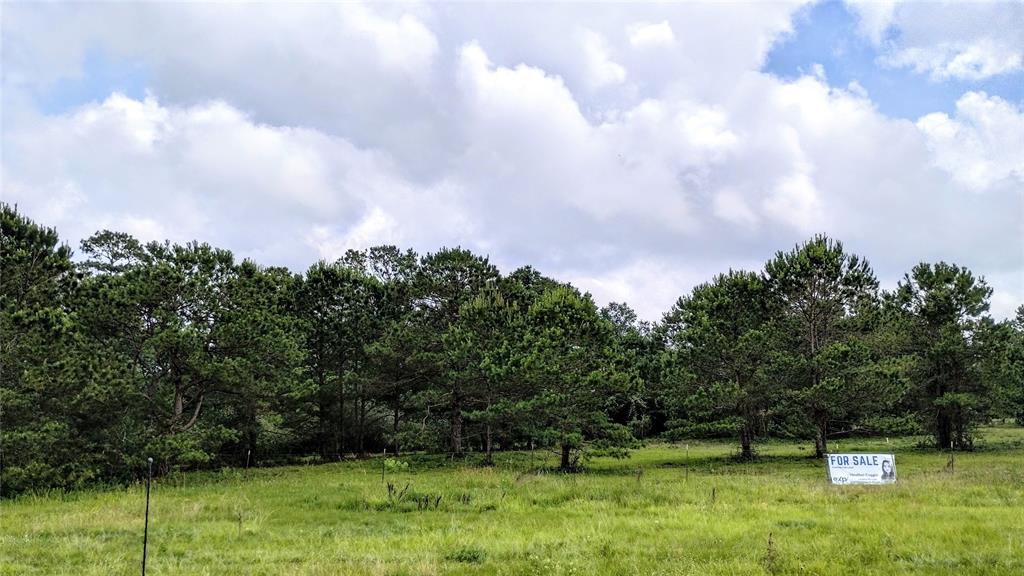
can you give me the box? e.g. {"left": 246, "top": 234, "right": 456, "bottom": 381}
{"left": 142, "top": 457, "right": 153, "bottom": 576}
{"left": 825, "top": 453, "right": 897, "bottom": 485}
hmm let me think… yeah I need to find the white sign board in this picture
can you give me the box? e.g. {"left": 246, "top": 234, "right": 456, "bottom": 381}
{"left": 826, "top": 453, "right": 897, "bottom": 485}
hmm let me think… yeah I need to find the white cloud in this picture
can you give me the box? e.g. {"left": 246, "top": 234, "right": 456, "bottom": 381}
{"left": 846, "top": 80, "right": 868, "bottom": 99}
{"left": 2, "top": 2, "right": 1021, "bottom": 319}
{"left": 454, "top": 42, "right": 697, "bottom": 236}
{"left": 917, "top": 92, "right": 1024, "bottom": 192}
{"left": 988, "top": 270, "right": 1024, "bottom": 321}
{"left": 764, "top": 162, "right": 824, "bottom": 234}
{"left": 114, "top": 215, "right": 170, "bottom": 244}
{"left": 18, "top": 180, "right": 87, "bottom": 224}
{"left": 580, "top": 29, "right": 627, "bottom": 88}
{"left": 627, "top": 21, "right": 676, "bottom": 48}
{"left": 79, "top": 93, "right": 172, "bottom": 149}
{"left": 1, "top": 93, "right": 467, "bottom": 267}
{"left": 564, "top": 258, "right": 763, "bottom": 321}
{"left": 845, "top": 0, "right": 897, "bottom": 45}
{"left": 0, "top": 2, "right": 451, "bottom": 181}
{"left": 677, "top": 107, "right": 739, "bottom": 154}
{"left": 883, "top": 39, "right": 1024, "bottom": 81}
{"left": 340, "top": 3, "right": 439, "bottom": 84}
{"left": 848, "top": 0, "right": 1024, "bottom": 81}
{"left": 305, "top": 207, "right": 400, "bottom": 261}
{"left": 713, "top": 188, "right": 760, "bottom": 227}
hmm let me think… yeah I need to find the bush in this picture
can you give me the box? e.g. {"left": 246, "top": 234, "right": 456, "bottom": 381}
{"left": 446, "top": 546, "right": 485, "bottom": 563}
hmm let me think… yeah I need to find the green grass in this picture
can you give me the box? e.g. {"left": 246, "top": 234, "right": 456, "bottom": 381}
{"left": 3, "top": 428, "right": 1024, "bottom": 575}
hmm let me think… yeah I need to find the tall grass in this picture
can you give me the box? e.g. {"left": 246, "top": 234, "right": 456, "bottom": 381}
{"left": 2, "top": 429, "right": 1023, "bottom": 575}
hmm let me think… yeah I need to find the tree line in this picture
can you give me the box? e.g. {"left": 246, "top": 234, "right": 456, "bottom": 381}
{"left": 1, "top": 203, "right": 1022, "bottom": 496}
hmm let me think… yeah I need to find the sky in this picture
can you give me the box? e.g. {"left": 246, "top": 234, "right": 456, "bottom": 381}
{"left": 2, "top": 0, "right": 1022, "bottom": 320}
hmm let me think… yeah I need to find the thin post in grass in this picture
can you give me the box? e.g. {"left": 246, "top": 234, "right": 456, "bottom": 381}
{"left": 685, "top": 444, "right": 690, "bottom": 482}
{"left": 381, "top": 448, "right": 387, "bottom": 484}
{"left": 763, "top": 532, "right": 777, "bottom": 573}
{"left": 142, "top": 457, "right": 153, "bottom": 576}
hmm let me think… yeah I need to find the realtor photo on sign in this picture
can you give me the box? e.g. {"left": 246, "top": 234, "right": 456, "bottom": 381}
{"left": 826, "top": 454, "right": 897, "bottom": 485}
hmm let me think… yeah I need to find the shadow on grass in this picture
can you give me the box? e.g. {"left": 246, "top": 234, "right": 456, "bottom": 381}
{"left": 559, "top": 452, "right": 826, "bottom": 477}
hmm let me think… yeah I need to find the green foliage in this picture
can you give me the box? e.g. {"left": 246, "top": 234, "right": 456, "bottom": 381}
{"left": 661, "top": 270, "right": 775, "bottom": 458}
{"left": 893, "top": 262, "right": 997, "bottom": 449}
{"left": 1, "top": 203, "right": 85, "bottom": 495}
{"left": 994, "top": 307, "right": 1024, "bottom": 424}
{"left": 446, "top": 545, "right": 486, "bottom": 563}
{"left": 763, "top": 235, "right": 884, "bottom": 457}
{"left": 3, "top": 206, "right": 1021, "bottom": 496}
{"left": 382, "top": 457, "right": 409, "bottom": 472}
{"left": 520, "top": 286, "right": 640, "bottom": 470}
{"left": 416, "top": 247, "right": 501, "bottom": 456}
{"left": 296, "top": 260, "right": 386, "bottom": 459}
{"left": 446, "top": 281, "right": 525, "bottom": 462}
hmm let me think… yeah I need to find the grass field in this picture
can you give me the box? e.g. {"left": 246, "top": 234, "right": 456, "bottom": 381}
{"left": 3, "top": 428, "right": 1024, "bottom": 575}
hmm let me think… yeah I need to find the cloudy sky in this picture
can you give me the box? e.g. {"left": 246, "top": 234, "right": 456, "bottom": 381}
{"left": 2, "top": 0, "right": 1022, "bottom": 319}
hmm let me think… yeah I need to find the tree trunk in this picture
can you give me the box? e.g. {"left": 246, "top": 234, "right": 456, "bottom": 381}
{"left": 173, "top": 386, "right": 184, "bottom": 420}
{"left": 450, "top": 392, "right": 463, "bottom": 457}
{"left": 740, "top": 423, "right": 754, "bottom": 460}
{"left": 316, "top": 329, "right": 328, "bottom": 460}
{"left": 357, "top": 393, "right": 366, "bottom": 458}
{"left": 336, "top": 377, "right": 345, "bottom": 461}
{"left": 318, "top": 392, "right": 329, "bottom": 460}
{"left": 483, "top": 423, "right": 493, "bottom": 465}
{"left": 560, "top": 443, "right": 572, "bottom": 471}
{"left": 814, "top": 414, "right": 828, "bottom": 459}
{"left": 245, "top": 400, "right": 257, "bottom": 466}
{"left": 739, "top": 395, "right": 754, "bottom": 460}
{"left": 392, "top": 404, "right": 401, "bottom": 456}
{"left": 809, "top": 311, "right": 824, "bottom": 458}
{"left": 936, "top": 410, "right": 953, "bottom": 450}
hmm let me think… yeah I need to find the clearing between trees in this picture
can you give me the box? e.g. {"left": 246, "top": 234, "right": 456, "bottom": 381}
{"left": 3, "top": 427, "right": 1022, "bottom": 575}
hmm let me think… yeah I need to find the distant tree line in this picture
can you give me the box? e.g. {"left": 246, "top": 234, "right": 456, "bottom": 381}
{"left": 2, "top": 203, "right": 1022, "bottom": 496}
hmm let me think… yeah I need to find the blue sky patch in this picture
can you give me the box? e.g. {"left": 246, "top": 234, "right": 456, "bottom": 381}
{"left": 763, "top": 0, "right": 1024, "bottom": 120}
{"left": 37, "top": 47, "right": 150, "bottom": 115}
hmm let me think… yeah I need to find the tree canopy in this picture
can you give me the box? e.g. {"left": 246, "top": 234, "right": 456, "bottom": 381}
{"left": 1, "top": 203, "right": 1020, "bottom": 496}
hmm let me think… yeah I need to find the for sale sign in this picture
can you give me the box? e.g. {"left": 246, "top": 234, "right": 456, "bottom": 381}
{"left": 826, "top": 453, "right": 897, "bottom": 485}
